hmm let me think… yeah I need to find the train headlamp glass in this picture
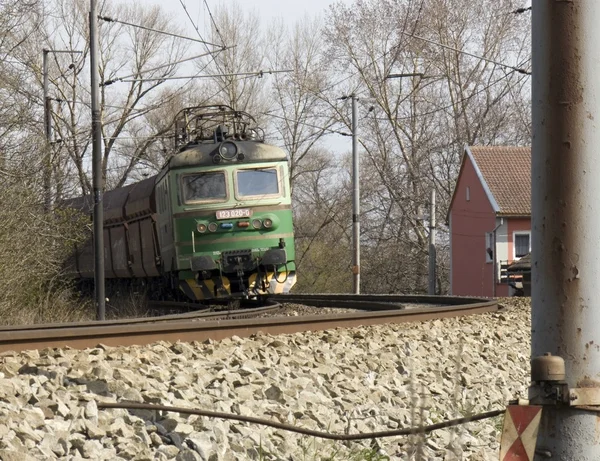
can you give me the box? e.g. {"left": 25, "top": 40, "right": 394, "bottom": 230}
{"left": 263, "top": 218, "right": 273, "bottom": 229}
{"left": 251, "top": 219, "right": 262, "bottom": 229}
{"left": 219, "top": 141, "right": 238, "bottom": 160}
{"left": 197, "top": 223, "right": 207, "bottom": 233}
{"left": 208, "top": 222, "right": 218, "bottom": 232}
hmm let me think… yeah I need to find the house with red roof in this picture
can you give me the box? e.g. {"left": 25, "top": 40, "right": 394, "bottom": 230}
{"left": 448, "top": 146, "right": 531, "bottom": 297}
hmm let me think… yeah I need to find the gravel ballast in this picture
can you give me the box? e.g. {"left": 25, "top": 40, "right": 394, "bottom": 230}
{"left": 0, "top": 298, "right": 531, "bottom": 460}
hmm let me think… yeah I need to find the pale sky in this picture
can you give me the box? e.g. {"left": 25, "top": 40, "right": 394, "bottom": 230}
{"left": 136, "top": 0, "right": 348, "bottom": 33}
{"left": 119, "top": 0, "right": 354, "bottom": 154}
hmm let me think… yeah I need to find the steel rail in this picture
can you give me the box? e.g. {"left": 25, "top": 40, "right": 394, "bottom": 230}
{"left": 0, "top": 304, "right": 282, "bottom": 333}
{"left": 0, "top": 295, "right": 499, "bottom": 353}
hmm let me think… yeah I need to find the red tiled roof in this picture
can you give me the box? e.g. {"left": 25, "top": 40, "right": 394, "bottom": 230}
{"left": 469, "top": 146, "right": 531, "bottom": 216}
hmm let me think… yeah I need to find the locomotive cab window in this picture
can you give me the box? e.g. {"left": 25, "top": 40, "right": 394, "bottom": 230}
{"left": 235, "top": 167, "right": 280, "bottom": 198}
{"left": 181, "top": 172, "right": 227, "bottom": 204}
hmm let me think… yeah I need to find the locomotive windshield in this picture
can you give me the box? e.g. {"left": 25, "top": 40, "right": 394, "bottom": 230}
{"left": 236, "top": 168, "right": 280, "bottom": 198}
{"left": 182, "top": 172, "right": 227, "bottom": 203}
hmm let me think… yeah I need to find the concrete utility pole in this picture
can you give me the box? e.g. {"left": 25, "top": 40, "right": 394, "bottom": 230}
{"left": 428, "top": 189, "right": 436, "bottom": 295}
{"left": 532, "top": 2, "right": 600, "bottom": 458}
{"left": 42, "top": 49, "right": 52, "bottom": 214}
{"left": 90, "top": 0, "right": 105, "bottom": 320}
{"left": 351, "top": 94, "right": 360, "bottom": 294}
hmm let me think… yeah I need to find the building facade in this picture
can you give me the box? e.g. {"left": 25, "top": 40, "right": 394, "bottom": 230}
{"left": 448, "top": 146, "right": 531, "bottom": 297}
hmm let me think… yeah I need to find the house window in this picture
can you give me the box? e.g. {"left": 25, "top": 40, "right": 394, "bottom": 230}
{"left": 485, "top": 232, "right": 493, "bottom": 263}
{"left": 514, "top": 232, "right": 531, "bottom": 259}
{"left": 466, "top": 186, "right": 470, "bottom": 201}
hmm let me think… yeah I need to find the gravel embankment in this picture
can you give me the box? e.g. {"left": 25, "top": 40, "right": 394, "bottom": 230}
{"left": 0, "top": 298, "right": 531, "bottom": 460}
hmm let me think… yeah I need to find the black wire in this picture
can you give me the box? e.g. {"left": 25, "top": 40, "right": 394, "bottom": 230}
{"left": 98, "top": 401, "right": 505, "bottom": 441}
{"left": 203, "top": 0, "right": 225, "bottom": 47}
{"left": 266, "top": 112, "right": 351, "bottom": 137}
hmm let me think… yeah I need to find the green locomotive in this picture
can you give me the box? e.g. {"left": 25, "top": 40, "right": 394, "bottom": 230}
{"left": 66, "top": 106, "right": 296, "bottom": 301}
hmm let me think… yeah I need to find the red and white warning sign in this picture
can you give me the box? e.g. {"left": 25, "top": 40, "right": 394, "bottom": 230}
{"left": 499, "top": 405, "right": 542, "bottom": 461}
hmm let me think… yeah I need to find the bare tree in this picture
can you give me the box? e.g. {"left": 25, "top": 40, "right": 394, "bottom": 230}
{"left": 0, "top": 0, "right": 43, "bottom": 176}
{"left": 198, "top": 1, "right": 269, "bottom": 118}
{"left": 324, "top": 0, "right": 531, "bottom": 293}
{"left": 265, "top": 17, "right": 339, "bottom": 189}
{"left": 39, "top": 0, "right": 199, "bottom": 196}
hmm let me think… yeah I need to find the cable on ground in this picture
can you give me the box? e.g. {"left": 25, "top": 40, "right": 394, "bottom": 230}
{"left": 98, "top": 401, "right": 503, "bottom": 441}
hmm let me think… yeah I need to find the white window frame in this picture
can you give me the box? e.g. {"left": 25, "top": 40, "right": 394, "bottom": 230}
{"left": 513, "top": 231, "right": 531, "bottom": 260}
{"left": 234, "top": 165, "right": 283, "bottom": 201}
{"left": 180, "top": 170, "right": 229, "bottom": 205}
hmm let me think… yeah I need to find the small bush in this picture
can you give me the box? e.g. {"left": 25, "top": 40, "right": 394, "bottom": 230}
{"left": 0, "top": 178, "right": 92, "bottom": 325}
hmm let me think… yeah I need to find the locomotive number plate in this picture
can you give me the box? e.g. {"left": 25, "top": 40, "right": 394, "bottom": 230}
{"left": 216, "top": 208, "right": 252, "bottom": 219}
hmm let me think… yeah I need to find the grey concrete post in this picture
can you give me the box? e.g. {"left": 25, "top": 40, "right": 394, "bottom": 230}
{"left": 428, "top": 189, "right": 436, "bottom": 295}
{"left": 42, "top": 50, "right": 52, "bottom": 213}
{"left": 532, "top": 1, "right": 600, "bottom": 457}
{"left": 352, "top": 94, "right": 360, "bottom": 294}
{"left": 90, "top": 2, "right": 105, "bottom": 320}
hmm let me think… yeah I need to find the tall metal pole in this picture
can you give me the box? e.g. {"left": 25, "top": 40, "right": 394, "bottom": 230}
{"left": 42, "top": 49, "right": 52, "bottom": 213}
{"left": 90, "top": 1, "right": 105, "bottom": 320}
{"left": 351, "top": 94, "right": 360, "bottom": 294}
{"left": 532, "top": 2, "right": 600, "bottom": 458}
{"left": 428, "top": 189, "right": 436, "bottom": 295}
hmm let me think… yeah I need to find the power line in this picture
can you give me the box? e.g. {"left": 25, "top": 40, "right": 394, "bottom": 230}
{"left": 102, "top": 49, "right": 231, "bottom": 86}
{"left": 117, "top": 69, "right": 292, "bottom": 83}
{"left": 401, "top": 31, "right": 531, "bottom": 75}
{"left": 374, "top": 66, "right": 527, "bottom": 123}
{"left": 98, "top": 15, "right": 222, "bottom": 48}
{"left": 265, "top": 112, "right": 351, "bottom": 137}
{"left": 178, "top": 0, "right": 211, "bottom": 46}
{"left": 203, "top": 0, "right": 225, "bottom": 47}
{"left": 178, "top": 0, "right": 229, "bottom": 94}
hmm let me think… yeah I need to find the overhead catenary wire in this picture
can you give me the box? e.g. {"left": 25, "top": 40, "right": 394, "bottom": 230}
{"left": 374, "top": 64, "right": 528, "bottom": 123}
{"left": 101, "top": 49, "right": 233, "bottom": 86}
{"left": 98, "top": 15, "right": 222, "bottom": 48}
{"left": 203, "top": 0, "right": 225, "bottom": 47}
{"left": 400, "top": 31, "right": 531, "bottom": 75}
{"left": 116, "top": 69, "right": 293, "bottom": 83}
{"left": 266, "top": 112, "right": 351, "bottom": 137}
{"left": 178, "top": 0, "right": 211, "bottom": 45}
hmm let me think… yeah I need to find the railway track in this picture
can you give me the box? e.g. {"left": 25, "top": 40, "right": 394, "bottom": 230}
{"left": 0, "top": 294, "right": 499, "bottom": 352}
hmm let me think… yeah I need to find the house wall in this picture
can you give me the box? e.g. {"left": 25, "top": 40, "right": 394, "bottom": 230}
{"left": 450, "top": 154, "right": 496, "bottom": 297}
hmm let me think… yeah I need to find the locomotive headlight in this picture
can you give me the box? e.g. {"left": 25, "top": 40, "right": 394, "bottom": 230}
{"left": 197, "top": 223, "right": 207, "bottom": 233}
{"left": 219, "top": 141, "right": 238, "bottom": 160}
{"left": 251, "top": 219, "right": 262, "bottom": 229}
{"left": 260, "top": 214, "right": 279, "bottom": 230}
{"left": 208, "top": 222, "right": 218, "bottom": 232}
